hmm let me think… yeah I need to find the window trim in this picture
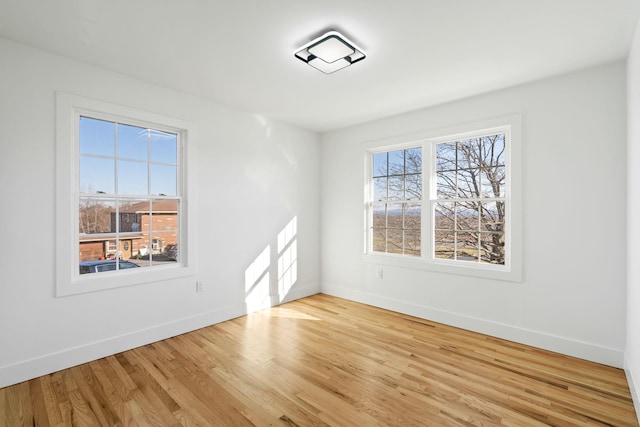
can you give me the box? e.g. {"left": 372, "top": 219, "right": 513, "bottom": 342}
{"left": 363, "top": 115, "right": 522, "bottom": 282}
{"left": 56, "top": 92, "right": 198, "bottom": 296}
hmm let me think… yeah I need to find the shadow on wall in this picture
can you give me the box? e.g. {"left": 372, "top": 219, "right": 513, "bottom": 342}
{"left": 244, "top": 217, "right": 298, "bottom": 313}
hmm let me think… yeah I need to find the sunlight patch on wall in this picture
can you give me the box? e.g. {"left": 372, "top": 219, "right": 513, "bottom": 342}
{"left": 245, "top": 245, "right": 271, "bottom": 313}
{"left": 278, "top": 217, "right": 298, "bottom": 302}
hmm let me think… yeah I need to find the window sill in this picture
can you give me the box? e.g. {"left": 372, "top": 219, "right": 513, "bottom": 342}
{"left": 56, "top": 263, "right": 196, "bottom": 297}
{"left": 362, "top": 253, "right": 522, "bottom": 283}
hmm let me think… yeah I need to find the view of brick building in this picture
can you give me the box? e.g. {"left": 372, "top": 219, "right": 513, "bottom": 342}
{"left": 79, "top": 201, "right": 178, "bottom": 261}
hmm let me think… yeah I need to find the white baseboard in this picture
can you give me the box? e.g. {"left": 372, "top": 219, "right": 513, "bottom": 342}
{"left": 0, "top": 284, "right": 320, "bottom": 389}
{"left": 321, "top": 284, "right": 625, "bottom": 368}
{"left": 625, "top": 355, "right": 640, "bottom": 423}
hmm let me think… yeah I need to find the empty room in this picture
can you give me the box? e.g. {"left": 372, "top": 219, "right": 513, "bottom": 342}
{"left": 2, "top": 0, "right": 640, "bottom": 425}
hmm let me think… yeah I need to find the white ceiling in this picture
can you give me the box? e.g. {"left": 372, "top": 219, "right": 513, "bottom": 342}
{"left": 1, "top": 0, "right": 639, "bottom": 132}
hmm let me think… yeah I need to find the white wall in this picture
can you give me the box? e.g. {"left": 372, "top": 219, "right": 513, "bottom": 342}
{"left": 0, "top": 38, "right": 320, "bottom": 388}
{"left": 627, "top": 19, "right": 640, "bottom": 420}
{"left": 321, "top": 62, "right": 627, "bottom": 367}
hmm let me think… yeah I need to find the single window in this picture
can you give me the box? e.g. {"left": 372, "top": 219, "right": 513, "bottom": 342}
{"left": 365, "top": 120, "right": 521, "bottom": 281}
{"left": 78, "top": 116, "right": 181, "bottom": 273}
{"left": 370, "top": 148, "right": 422, "bottom": 256}
{"left": 433, "top": 133, "right": 506, "bottom": 264}
{"left": 56, "top": 93, "right": 197, "bottom": 296}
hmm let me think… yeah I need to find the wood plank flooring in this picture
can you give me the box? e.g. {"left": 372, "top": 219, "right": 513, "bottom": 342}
{"left": 1, "top": 294, "right": 638, "bottom": 426}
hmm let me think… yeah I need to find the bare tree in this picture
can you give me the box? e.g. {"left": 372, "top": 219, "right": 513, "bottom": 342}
{"left": 79, "top": 199, "right": 113, "bottom": 234}
{"left": 376, "top": 134, "right": 506, "bottom": 263}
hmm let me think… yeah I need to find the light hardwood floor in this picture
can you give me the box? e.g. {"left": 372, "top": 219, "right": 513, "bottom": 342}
{"left": 1, "top": 294, "right": 638, "bottom": 426}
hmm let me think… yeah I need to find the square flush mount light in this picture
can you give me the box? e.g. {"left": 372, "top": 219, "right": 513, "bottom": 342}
{"left": 295, "top": 31, "right": 366, "bottom": 74}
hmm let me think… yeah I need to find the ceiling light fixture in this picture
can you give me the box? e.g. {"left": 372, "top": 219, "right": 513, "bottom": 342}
{"left": 295, "top": 30, "right": 366, "bottom": 74}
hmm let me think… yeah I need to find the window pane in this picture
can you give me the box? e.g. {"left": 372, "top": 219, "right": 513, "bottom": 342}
{"left": 80, "top": 156, "right": 114, "bottom": 194}
{"left": 457, "top": 139, "right": 480, "bottom": 169}
{"left": 118, "top": 124, "right": 148, "bottom": 161}
{"left": 118, "top": 160, "right": 148, "bottom": 195}
{"left": 118, "top": 200, "right": 145, "bottom": 233}
{"left": 79, "top": 198, "right": 115, "bottom": 234}
{"left": 79, "top": 117, "right": 114, "bottom": 157}
{"left": 373, "top": 152, "right": 387, "bottom": 177}
{"left": 480, "top": 232, "right": 505, "bottom": 264}
{"left": 456, "top": 232, "right": 478, "bottom": 262}
{"left": 481, "top": 133, "right": 505, "bottom": 167}
{"left": 457, "top": 203, "right": 479, "bottom": 232}
{"left": 373, "top": 177, "right": 387, "bottom": 201}
{"left": 388, "top": 175, "right": 404, "bottom": 200}
{"left": 150, "top": 130, "right": 177, "bottom": 164}
{"left": 481, "top": 166, "right": 505, "bottom": 198}
{"left": 480, "top": 201, "right": 504, "bottom": 232}
{"left": 405, "top": 147, "right": 421, "bottom": 174}
{"left": 388, "top": 150, "right": 404, "bottom": 174}
{"left": 436, "top": 170, "right": 456, "bottom": 199}
{"left": 457, "top": 168, "right": 480, "bottom": 198}
{"left": 150, "top": 164, "right": 177, "bottom": 196}
{"left": 434, "top": 202, "right": 455, "bottom": 230}
{"left": 436, "top": 142, "right": 456, "bottom": 172}
{"left": 434, "top": 230, "right": 454, "bottom": 260}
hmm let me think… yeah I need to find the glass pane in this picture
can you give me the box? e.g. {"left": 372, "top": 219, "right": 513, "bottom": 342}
{"left": 456, "top": 203, "right": 479, "bottom": 232}
{"left": 373, "top": 152, "right": 387, "bottom": 177}
{"left": 372, "top": 228, "right": 386, "bottom": 252}
{"left": 457, "top": 138, "right": 480, "bottom": 169}
{"left": 481, "top": 133, "right": 506, "bottom": 167}
{"left": 79, "top": 117, "right": 115, "bottom": 157}
{"left": 404, "top": 203, "right": 421, "bottom": 230}
{"left": 118, "top": 200, "right": 146, "bottom": 233}
{"left": 405, "top": 173, "right": 421, "bottom": 200}
{"left": 481, "top": 166, "right": 506, "bottom": 198}
{"left": 388, "top": 175, "right": 404, "bottom": 200}
{"left": 434, "top": 230, "right": 454, "bottom": 260}
{"left": 434, "top": 202, "right": 455, "bottom": 230}
{"left": 150, "top": 164, "right": 177, "bottom": 196}
{"left": 436, "top": 170, "right": 456, "bottom": 199}
{"left": 404, "top": 230, "right": 421, "bottom": 256}
{"left": 80, "top": 156, "right": 115, "bottom": 194}
{"left": 436, "top": 142, "right": 456, "bottom": 172}
{"left": 118, "top": 123, "right": 148, "bottom": 161}
{"left": 457, "top": 168, "right": 480, "bottom": 198}
{"left": 456, "top": 232, "right": 478, "bottom": 262}
{"left": 388, "top": 150, "right": 404, "bottom": 175}
{"left": 480, "top": 232, "right": 505, "bottom": 265}
{"left": 405, "top": 147, "right": 421, "bottom": 174}
{"left": 150, "top": 130, "right": 177, "bottom": 164}
{"left": 480, "top": 201, "right": 504, "bottom": 232}
{"left": 118, "top": 160, "right": 148, "bottom": 195}
{"left": 387, "top": 229, "right": 403, "bottom": 254}
{"left": 372, "top": 205, "right": 387, "bottom": 228}
{"left": 373, "top": 177, "right": 387, "bottom": 201}
{"left": 79, "top": 198, "right": 115, "bottom": 234}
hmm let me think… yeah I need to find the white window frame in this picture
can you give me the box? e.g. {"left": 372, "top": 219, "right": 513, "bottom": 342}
{"left": 56, "top": 92, "right": 198, "bottom": 296}
{"left": 363, "top": 116, "right": 522, "bottom": 282}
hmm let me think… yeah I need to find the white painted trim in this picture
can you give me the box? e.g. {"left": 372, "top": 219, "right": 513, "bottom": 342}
{"left": 321, "top": 284, "right": 624, "bottom": 368}
{"left": 625, "top": 355, "right": 640, "bottom": 423}
{"left": 0, "top": 285, "right": 320, "bottom": 389}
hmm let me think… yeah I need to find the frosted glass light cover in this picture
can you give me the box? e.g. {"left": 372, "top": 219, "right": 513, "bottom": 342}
{"left": 308, "top": 36, "right": 355, "bottom": 63}
{"left": 295, "top": 30, "right": 366, "bottom": 74}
